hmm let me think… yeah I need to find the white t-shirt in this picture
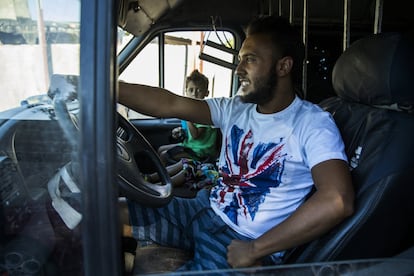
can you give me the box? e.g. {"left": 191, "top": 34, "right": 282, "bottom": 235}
{"left": 206, "top": 95, "right": 347, "bottom": 239}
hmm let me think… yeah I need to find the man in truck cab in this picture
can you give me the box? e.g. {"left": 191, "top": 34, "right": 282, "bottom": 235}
{"left": 119, "top": 15, "right": 354, "bottom": 270}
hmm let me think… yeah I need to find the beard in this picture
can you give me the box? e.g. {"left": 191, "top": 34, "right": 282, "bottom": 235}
{"left": 240, "top": 67, "right": 278, "bottom": 105}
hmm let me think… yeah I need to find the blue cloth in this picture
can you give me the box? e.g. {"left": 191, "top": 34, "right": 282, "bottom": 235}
{"left": 180, "top": 120, "right": 187, "bottom": 131}
{"left": 127, "top": 190, "right": 281, "bottom": 271}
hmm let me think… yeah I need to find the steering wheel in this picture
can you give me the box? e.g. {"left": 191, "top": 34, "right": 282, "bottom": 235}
{"left": 116, "top": 114, "right": 173, "bottom": 206}
{"left": 51, "top": 74, "right": 172, "bottom": 207}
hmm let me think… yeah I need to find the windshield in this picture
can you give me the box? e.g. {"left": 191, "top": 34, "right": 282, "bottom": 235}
{"left": 1, "top": 0, "right": 82, "bottom": 274}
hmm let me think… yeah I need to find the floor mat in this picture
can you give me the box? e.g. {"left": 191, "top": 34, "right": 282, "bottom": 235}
{"left": 133, "top": 243, "right": 193, "bottom": 274}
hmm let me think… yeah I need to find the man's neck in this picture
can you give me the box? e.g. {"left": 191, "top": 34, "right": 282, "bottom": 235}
{"left": 257, "top": 84, "right": 296, "bottom": 114}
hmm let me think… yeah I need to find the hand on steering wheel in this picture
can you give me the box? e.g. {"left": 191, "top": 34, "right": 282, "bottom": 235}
{"left": 52, "top": 74, "right": 172, "bottom": 207}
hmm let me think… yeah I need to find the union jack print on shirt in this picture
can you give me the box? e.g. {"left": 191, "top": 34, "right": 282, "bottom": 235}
{"left": 211, "top": 125, "right": 288, "bottom": 225}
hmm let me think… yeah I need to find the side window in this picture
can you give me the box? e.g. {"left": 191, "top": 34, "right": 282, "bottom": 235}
{"left": 119, "top": 36, "right": 159, "bottom": 86}
{"left": 118, "top": 30, "right": 235, "bottom": 119}
{"left": 164, "top": 31, "right": 234, "bottom": 99}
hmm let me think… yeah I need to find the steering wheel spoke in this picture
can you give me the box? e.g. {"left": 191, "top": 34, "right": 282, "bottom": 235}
{"left": 116, "top": 115, "right": 173, "bottom": 206}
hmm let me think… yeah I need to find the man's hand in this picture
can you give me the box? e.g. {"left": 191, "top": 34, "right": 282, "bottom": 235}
{"left": 227, "top": 239, "right": 261, "bottom": 268}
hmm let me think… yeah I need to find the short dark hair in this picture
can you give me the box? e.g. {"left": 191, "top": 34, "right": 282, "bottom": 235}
{"left": 186, "top": 70, "right": 209, "bottom": 92}
{"left": 246, "top": 15, "right": 305, "bottom": 86}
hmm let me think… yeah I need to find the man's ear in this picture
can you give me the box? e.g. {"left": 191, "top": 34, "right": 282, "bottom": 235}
{"left": 276, "top": 56, "right": 293, "bottom": 77}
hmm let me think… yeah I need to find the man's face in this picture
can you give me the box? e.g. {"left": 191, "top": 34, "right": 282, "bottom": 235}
{"left": 236, "top": 34, "right": 278, "bottom": 105}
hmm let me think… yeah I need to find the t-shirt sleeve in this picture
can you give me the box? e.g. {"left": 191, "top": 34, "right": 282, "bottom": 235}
{"left": 205, "top": 97, "right": 230, "bottom": 129}
{"left": 302, "top": 112, "right": 348, "bottom": 169}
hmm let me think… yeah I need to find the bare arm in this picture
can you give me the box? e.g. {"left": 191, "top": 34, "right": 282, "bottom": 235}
{"left": 118, "top": 82, "right": 213, "bottom": 125}
{"left": 227, "top": 159, "right": 354, "bottom": 267}
{"left": 187, "top": 121, "right": 206, "bottom": 139}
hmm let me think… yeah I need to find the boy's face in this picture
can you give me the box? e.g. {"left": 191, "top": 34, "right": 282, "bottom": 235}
{"left": 185, "top": 81, "right": 208, "bottom": 99}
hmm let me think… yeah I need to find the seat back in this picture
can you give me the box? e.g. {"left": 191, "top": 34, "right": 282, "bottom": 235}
{"left": 284, "top": 32, "right": 414, "bottom": 263}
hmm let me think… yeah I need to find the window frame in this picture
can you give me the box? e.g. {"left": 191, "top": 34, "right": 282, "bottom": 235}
{"left": 79, "top": 0, "right": 122, "bottom": 275}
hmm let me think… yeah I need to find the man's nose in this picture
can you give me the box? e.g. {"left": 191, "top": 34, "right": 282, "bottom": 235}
{"left": 235, "top": 61, "right": 244, "bottom": 76}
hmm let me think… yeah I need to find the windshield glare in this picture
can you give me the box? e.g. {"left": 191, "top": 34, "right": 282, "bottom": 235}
{"left": 0, "top": 0, "right": 80, "bottom": 112}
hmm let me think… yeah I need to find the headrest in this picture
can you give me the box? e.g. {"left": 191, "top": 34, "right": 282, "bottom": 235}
{"left": 332, "top": 32, "right": 414, "bottom": 112}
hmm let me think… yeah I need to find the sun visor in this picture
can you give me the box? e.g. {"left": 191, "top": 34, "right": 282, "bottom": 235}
{"left": 118, "top": 0, "right": 184, "bottom": 36}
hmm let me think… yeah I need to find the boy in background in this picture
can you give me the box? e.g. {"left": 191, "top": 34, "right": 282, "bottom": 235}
{"left": 158, "top": 70, "right": 218, "bottom": 164}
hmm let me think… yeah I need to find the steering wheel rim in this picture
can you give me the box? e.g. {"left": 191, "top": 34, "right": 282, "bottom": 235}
{"left": 52, "top": 78, "right": 173, "bottom": 207}
{"left": 116, "top": 114, "right": 173, "bottom": 206}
